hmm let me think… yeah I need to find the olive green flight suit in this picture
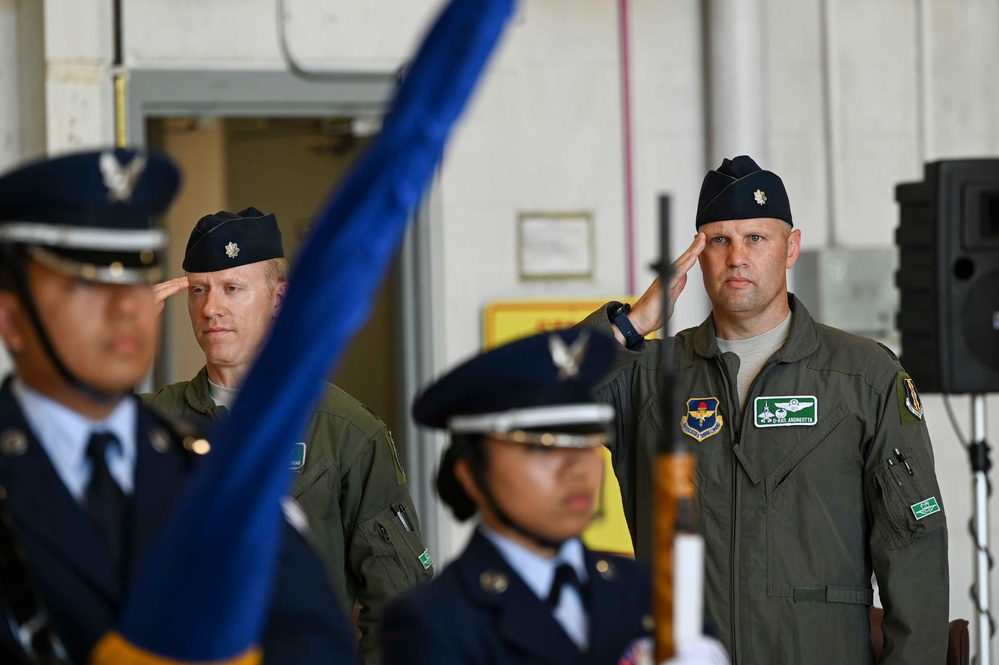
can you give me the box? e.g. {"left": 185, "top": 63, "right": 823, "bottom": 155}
{"left": 143, "top": 367, "right": 433, "bottom": 665}
{"left": 583, "top": 295, "right": 948, "bottom": 664}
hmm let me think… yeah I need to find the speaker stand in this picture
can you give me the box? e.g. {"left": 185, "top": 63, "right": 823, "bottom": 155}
{"left": 970, "top": 394, "right": 993, "bottom": 665}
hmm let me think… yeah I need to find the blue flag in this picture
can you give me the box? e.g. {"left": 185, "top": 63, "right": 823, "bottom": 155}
{"left": 94, "top": 0, "right": 515, "bottom": 661}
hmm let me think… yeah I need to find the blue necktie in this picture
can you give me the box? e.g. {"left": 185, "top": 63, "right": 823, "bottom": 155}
{"left": 547, "top": 563, "right": 583, "bottom": 608}
{"left": 84, "top": 432, "right": 127, "bottom": 578}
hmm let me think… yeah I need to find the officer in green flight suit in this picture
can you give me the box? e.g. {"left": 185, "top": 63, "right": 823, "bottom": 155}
{"left": 584, "top": 156, "right": 949, "bottom": 664}
{"left": 144, "top": 207, "right": 432, "bottom": 665}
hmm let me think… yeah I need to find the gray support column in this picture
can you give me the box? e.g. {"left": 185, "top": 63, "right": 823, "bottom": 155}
{"left": 0, "top": 0, "right": 46, "bottom": 382}
{"left": 44, "top": 0, "right": 116, "bottom": 152}
{"left": 0, "top": 0, "right": 46, "bottom": 171}
{"left": 703, "top": 0, "right": 767, "bottom": 164}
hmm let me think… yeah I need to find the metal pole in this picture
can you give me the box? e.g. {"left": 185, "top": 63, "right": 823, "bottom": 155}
{"left": 972, "top": 394, "right": 992, "bottom": 665}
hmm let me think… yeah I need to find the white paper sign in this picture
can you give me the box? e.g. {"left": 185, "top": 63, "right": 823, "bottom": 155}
{"left": 518, "top": 213, "right": 593, "bottom": 279}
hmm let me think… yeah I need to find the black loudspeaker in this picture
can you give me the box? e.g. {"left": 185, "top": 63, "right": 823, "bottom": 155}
{"left": 895, "top": 159, "right": 999, "bottom": 394}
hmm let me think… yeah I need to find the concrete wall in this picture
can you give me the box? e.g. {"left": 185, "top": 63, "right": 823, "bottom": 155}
{"left": 14, "top": 0, "right": 999, "bottom": 627}
{"left": 44, "top": 0, "right": 115, "bottom": 152}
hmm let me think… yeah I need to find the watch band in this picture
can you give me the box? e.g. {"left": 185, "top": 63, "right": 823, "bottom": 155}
{"left": 607, "top": 301, "right": 645, "bottom": 350}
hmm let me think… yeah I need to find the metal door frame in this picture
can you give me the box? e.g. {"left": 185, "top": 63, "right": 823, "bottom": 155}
{"left": 125, "top": 67, "right": 446, "bottom": 554}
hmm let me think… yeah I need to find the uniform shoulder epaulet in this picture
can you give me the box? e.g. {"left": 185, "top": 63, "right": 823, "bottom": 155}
{"left": 360, "top": 402, "right": 381, "bottom": 420}
{"left": 320, "top": 383, "right": 387, "bottom": 433}
{"left": 141, "top": 403, "right": 214, "bottom": 459}
{"left": 877, "top": 342, "right": 900, "bottom": 363}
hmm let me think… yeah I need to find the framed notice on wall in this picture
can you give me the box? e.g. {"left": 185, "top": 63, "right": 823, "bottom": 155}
{"left": 517, "top": 212, "right": 594, "bottom": 280}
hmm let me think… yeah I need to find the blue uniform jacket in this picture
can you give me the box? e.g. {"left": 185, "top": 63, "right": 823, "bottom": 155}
{"left": 0, "top": 380, "right": 354, "bottom": 664}
{"left": 381, "top": 530, "right": 653, "bottom": 665}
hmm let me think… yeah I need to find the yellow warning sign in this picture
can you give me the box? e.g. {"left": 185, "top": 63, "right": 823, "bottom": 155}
{"left": 482, "top": 298, "right": 638, "bottom": 556}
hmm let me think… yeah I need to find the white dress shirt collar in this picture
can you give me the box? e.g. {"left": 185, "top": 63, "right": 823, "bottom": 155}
{"left": 12, "top": 377, "right": 138, "bottom": 501}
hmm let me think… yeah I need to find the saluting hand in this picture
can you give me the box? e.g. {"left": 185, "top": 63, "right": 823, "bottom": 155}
{"left": 153, "top": 276, "right": 189, "bottom": 316}
{"left": 627, "top": 232, "right": 705, "bottom": 336}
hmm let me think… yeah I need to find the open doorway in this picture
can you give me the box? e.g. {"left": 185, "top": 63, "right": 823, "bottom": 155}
{"left": 147, "top": 115, "right": 401, "bottom": 436}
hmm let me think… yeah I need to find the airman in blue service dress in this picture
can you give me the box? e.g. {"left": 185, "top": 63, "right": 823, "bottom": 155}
{"left": 380, "top": 329, "right": 657, "bottom": 665}
{"left": 0, "top": 149, "right": 354, "bottom": 664}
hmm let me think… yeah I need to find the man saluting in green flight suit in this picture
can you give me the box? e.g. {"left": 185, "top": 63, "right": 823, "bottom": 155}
{"left": 583, "top": 155, "right": 949, "bottom": 664}
{"left": 145, "top": 207, "right": 433, "bottom": 665}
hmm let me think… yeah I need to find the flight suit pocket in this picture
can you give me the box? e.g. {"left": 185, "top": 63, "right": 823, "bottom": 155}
{"left": 866, "top": 449, "right": 944, "bottom": 550}
{"left": 360, "top": 505, "right": 434, "bottom": 593}
{"left": 291, "top": 455, "right": 333, "bottom": 501}
{"left": 764, "top": 403, "right": 849, "bottom": 496}
{"left": 765, "top": 404, "right": 859, "bottom": 598}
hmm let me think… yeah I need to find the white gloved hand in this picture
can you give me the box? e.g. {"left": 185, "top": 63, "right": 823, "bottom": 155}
{"left": 659, "top": 636, "right": 730, "bottom": 665}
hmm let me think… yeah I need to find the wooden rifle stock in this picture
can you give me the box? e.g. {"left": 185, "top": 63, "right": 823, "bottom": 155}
{"left": 654, "top": 452, "right": 697, "bottom": 659}
{"left": 653, "top": 194, "right": 703, "bottom": 663}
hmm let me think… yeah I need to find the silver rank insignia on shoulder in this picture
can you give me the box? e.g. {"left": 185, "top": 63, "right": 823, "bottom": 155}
{"left": 99, "top": 151, "right": 147, "bottom": 203}
{"left": 225, "top": 241, "right": 240, "bottom": 259}
{"left": 479, "top": 570, "right": 508, "bottom": 594}
{"left": 754, "top": 189, "right": 767, "bottom": 206}
{"left": 548, "top": 330, "right": 589, "bottom": 380}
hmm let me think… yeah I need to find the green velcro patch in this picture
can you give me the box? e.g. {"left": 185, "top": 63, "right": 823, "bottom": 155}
{"left": 793, "top": 588, "right": 826, "bottom": 603}
{"left": 896, "top": 372, "right": 926, "bottom": 425}
{"left": 911, "top": 497, "right": 941, "bottom": 520}
{"left": 418, "top": 548, "right": 433, "bottom": 570}
{"left": 289, "top": 442, "right": 307, "bottom": 471}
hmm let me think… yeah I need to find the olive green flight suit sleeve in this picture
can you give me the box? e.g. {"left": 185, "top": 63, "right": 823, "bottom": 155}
{"left": 343, "top": 425, "right": 434, "bottom": 665}
{"left": 864, "top": 369, "right": 949, "bottom": 664}
{"left": 577, "top": 306, "right": 661, "bottom": 555}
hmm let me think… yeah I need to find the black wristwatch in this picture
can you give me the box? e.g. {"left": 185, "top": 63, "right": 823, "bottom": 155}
{"left": 607, "top": 301, "right": 645, "bottom": 350}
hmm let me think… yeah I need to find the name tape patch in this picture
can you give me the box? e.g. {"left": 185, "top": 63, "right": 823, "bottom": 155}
{"left": 754, "top": 396, "right": 818, "bottom": 428}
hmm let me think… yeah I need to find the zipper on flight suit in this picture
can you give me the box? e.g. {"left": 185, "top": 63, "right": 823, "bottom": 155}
{"left": 715, "top": 350, "right": 781, "bottom": 664}
{"left": 713, "top": 351, "right": 743, "bottom": 663}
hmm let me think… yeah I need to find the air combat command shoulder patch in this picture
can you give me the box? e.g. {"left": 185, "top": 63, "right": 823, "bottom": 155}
{"left": 896, "top": 373, "right": 925, "bottom": 425}
{"left": 681, "top": 397, "right": 723, "bottom": 442}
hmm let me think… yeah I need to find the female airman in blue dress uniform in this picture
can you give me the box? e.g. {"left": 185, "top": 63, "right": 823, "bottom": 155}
{"left": 380, "top": 329, "right": 658, "bottom": 665}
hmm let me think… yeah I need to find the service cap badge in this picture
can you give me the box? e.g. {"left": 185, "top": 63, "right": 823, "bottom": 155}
{"left": 99, "top": 151, "right": 147, "bottom": 203}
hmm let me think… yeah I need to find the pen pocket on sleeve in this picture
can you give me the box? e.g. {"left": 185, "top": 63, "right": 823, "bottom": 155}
{"left": 361, "top": 505, "right": 434, "bottom": 593}
{"left": 867, "top": 450, "right": 944, "bottom": 550}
